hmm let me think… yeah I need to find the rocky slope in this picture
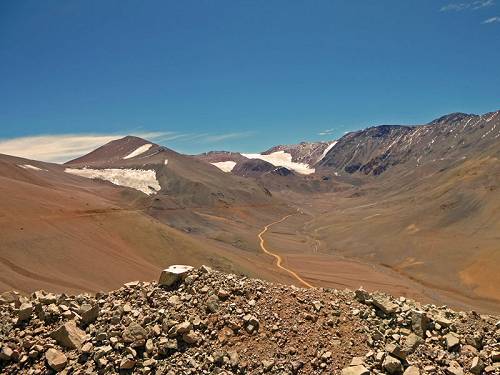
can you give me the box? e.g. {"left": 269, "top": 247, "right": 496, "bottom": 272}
{"left": 317, "top": 110, "right": 500, "bottom": 176}
{"left": 262, "top": 141, "right": 334, "bottom": 166}
{"left": 1, "top": 267, "right": 499, "bottom": 374}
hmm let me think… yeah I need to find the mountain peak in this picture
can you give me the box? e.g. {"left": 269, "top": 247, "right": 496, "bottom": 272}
{"left": 428, "top": 112, "right": 477, "bottom": 125}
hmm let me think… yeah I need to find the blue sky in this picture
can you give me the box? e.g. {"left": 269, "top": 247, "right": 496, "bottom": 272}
{"left": 0, "top": 0, "right": 499, "bottom": 161}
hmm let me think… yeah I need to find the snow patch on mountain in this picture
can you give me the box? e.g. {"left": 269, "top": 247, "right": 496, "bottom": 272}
{"left": 241, "top": 151, "right": 315, "bottom": 175}
{"left": 123, "top": 144, "right": 153, "bottom": 159}
{"left": 18, "top": 164, "right": 47, "bottom": 171}
{"left": 318, "top": 141, "right": 337, "bottom": 162}
{"left": 211, "top": 161, "right": 236, "bottom": 172}
{"left": 64, "top": 167, "right": 161, "bottom": 195}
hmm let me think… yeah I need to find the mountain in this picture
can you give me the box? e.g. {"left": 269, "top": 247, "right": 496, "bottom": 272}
{"left": 65, "top": 136, "right": 274, "bottom": 207}
{"left": 317, "top": 110, "right": 500, "bottom": 176}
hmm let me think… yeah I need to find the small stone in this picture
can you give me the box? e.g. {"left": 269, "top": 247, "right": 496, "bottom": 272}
{"left": 175, "top": 321, "right": 192, "bottom": 335}
{"left": 182, "top": 331, "right": 200, "bottom": 344}
{"left": 355, "top": 288, "right": 370, "bottom": 303}
{"left": 444, "top": 332, "right": 460, "bottom": 351}
{"left": 217, "top": 289, "right": 230, "bottom": 300}
{"left": 291, "top": 360, "right": 304, "bottom": 373}
{"left": 402, "top": 333, "right": 423, "bottom": 354}
{"left": 372, "top": 295, "right": 397, "bottom": 314}
{"left": 122, "top": 322, "right": 148, "bottom": 344}
{"left": 51, "top": 320, "right": 87, "bottom": 350}
{"left": 45, "top": 348, "right": 67, "bottom": 372}
{"left": 262, "top": 359, "right": 275, "bottom": 371}
{"left": 227, "top": 350, "right": 239, "bottom": 367}
{"left": 243, "top": 314, "right": 260, "bottom": 333}
{"left": 386, "top": 343, "right": 407, "bottom": 360}
{"left": 411, "top": 310, "right": 429, "bottom": 337}
{"left": 0, "top": 346, "right": 14, "bottom": 361}
{"left": 321, "top": 351, "right": 332, "bottom": 360}
{"left": 120, "top": 357, "right": 136, "bottom": 370}
{"left": 491, "top": 351, "right": 500, "bottom": 362}
{"left": 145, "top": 339, "right": 154, "bottom": 353}
{"left": 158, "top": 265, "right": 193, "bottom": 286}
{"left": 17, "top": 302, "right": 33, "bottom": 321}
{"left": 383, "top": 355, "right": 403, "bottom": 374}
{"left": 350, "top": 357, "right": 364, "bottom": 366}
{"left": 446, "top": 361, "right": 464, "bottom": 375}
{"left": 341, "top": 365, "right": 370, "bottom": 375}
{"left": 312, "top": 300, "right": 322, "bottom": 311}
{"left": 81, "top": 342, "right": 93, "bottom": 354}
{"left": 403, "top": 366, "right": 420, "bottom": 375}
{"left": 80, "top": 304, "right": 99, "bottom": 325}
{"left": 206, "top": 294, "right": 220, "bottom": 313}
{"left": 470, "top": 356, "right": 485, "bottom": 374}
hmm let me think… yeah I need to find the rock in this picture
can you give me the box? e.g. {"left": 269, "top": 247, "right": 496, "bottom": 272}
{"left": 350, "top": 357, "right": 364, "bottom": 366}
{"left": 0, "top": 291, "right": 20, "bottom": 304}
{"left": 485, "top": 364, "right": 500, "bottom": 372}
{"left": 200, "top": 265, "right": 213, "bottom": 273}
{"left": 386, "top": 343, "right": 407, "bottom": 360}
{"left": 158, "top": 265, "right": 193, "bottom": 286}
{"left": 383, "top": 355, "right": 403, "bottom": 374}
{"left": 145, "top": 339, "right": 154, "bottom": 353}
{"left": 243, "top": 314, "right": 260, "bottom": 333}
{"left": 51, "top": 320, "right": 87, "bottom": 350}
{"left": 403, "top": 366, "right": 420, "bottom": 375}
{"left": 0, "top": 346, "right": 13, "bottom": 361}
{"left": 262, "top": 359, "right": 275, "bottom": 371}
{"left": 411, "top": 310, "right": 429, "bottom": 337}
{"left": 491, "top": 351, "right": 500, "bottom": 362}
{"left": 80, "top": 304, "right": 99, "bottom": 325}
{"left": 402, "top": 333, "right": 423, "bottom": 354}
{"left": 227, "top": 350, "right": 239, "bottom": 367}
{"left": 433, "top": 314, "right": 452, "bottom": 327}
{"left": 122, "top": 322, "right": 148, "bottom": 344}
{"left": 312, "top": 300, "right": 322, "bottom": 311}
{"left": 17, "top": 302, "right": 33, "bottom": 321}
{"left": 446, "top": 361, "right": 464, "bottom": 375}
{"left": 372, "top": 295, "right": 397, "bottom": 314}
{"left": 341, "top": 365, "right": 370, "bottom": 375}
{"left": 81, "top": 342, "right": 93, "bottom": 354}
{"left": 470, "top": 356, "right": 485, "bottom": 374}
{"left": 444, "top": 332, "right": 460, "bottom": 351}
{"left": 206, "top": 294, "right": 220, "bottom": 313}
{"left": 45, "top": 348, "right": 67, "bottom": 372}
{"left": 120, "top": 357, "right": 136, "bottom": 369}
{"left": 175, "top": 321, "right": 192, "bottom": 335}
{"left": 355, "top": 288, "right": 371, "bottom": 303}
{"left": 182, "top": 331, "right": 200, "bottom": 344}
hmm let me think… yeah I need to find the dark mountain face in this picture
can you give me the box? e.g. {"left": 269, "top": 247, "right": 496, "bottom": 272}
{"left": 317, "top": 110, "right": 500, "bottom": 176}
{"left": 232, "top": 159, "right": 275, "bottom": 177}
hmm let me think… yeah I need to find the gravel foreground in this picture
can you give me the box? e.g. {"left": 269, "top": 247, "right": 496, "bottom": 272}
{"left": 1, "top": 266, "right": 499, "bottom": 375}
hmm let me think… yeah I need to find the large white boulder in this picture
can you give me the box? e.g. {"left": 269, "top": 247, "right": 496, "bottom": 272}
{"left": 158, "top": 265, "right": 193, "bottom": 286}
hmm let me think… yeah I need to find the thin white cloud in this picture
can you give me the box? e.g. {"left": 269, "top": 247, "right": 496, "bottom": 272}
{"left": 197, "top": 131, "right": 255, "bottom": 144}
{"left": 441, "top": 0, "right": 495, "bottom": 11}
{"left": 482, "top": 15, "right": 500, "bottom": 22}
{"left": 318, "top": 129, "right": 335, "bottom": 136}
{"left": 0, "top": 132, "right": 174, "bottom": 163}
{"left": 0, "top": 130, "right": 256, "bottom": 163}
{"left": 473, "top": 0, "right": 495, "bottom": 8}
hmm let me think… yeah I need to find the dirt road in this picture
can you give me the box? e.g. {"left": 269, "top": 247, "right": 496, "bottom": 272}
{"left": 258, "top": 214, "right": 314, "bottom": 288}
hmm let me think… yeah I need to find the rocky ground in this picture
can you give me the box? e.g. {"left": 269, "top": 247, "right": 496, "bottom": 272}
{"left": 0, "top": 266, "right": 499, "bottom": 374}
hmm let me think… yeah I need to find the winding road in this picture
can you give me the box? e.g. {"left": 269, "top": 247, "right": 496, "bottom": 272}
{"left": 258, "top": 214, "right": 314, "bottom": 288}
